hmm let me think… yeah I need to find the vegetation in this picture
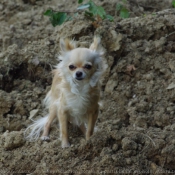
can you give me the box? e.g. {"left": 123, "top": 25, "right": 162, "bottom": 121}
{"left": 116, "top": 1, "right": 130, "bottom": 19}
{"left": 172, "top": 0, "right": 175, "bottom": 8}
{"left": 44, "top": 0, "right": 130, "bottom": 27}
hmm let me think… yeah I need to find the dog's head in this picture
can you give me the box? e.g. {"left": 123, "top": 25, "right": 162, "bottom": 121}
{"left": 58, "top": 37, "right": 107, "bottom": 87}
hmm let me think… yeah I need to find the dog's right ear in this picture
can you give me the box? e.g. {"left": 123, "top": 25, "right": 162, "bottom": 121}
{"left": 60, "top": 38, "right": 76, "bottom": 52}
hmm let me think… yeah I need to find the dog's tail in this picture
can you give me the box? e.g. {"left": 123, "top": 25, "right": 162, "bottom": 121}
{"left": 24, "top": 116, "right": 48, "bottom": 141}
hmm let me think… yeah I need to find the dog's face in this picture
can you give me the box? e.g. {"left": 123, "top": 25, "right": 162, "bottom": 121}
{"left": 58, "top": 37, "right": 107, "bottom": 87}
{"left": 67, "top": 48, "right": 97, "bottom": 81}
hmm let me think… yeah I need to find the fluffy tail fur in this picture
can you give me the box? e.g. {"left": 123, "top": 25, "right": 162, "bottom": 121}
{"left": 24, "top": 116, "right": 48, "bottom": 141}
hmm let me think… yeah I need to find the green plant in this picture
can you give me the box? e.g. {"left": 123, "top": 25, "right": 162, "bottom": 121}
{"left": 116, "top": 1, "right": 130, "bottom": 19}
{"left": 44, "top": 10, "right": 69, "bottom": 27}
{"left": 44, "top": 0, "right": 129, "bottom": 27}
{"left": 78, "top": 0, "right": 114, "bottom": 21}
{"left": 44, "top": 0, "right": 114, "bottom": 27}
{"left": 172, "top": 0, "right": 175, "bottom": 8}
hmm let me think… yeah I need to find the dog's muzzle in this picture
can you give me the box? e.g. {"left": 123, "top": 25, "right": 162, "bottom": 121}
{"left": 75, "top": 71, "right": 84, "bottom": 80}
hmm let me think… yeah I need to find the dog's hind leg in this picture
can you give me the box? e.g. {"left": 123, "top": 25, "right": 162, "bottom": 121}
{"left": 41, "top": 105, "right": 57, "bottom": 140}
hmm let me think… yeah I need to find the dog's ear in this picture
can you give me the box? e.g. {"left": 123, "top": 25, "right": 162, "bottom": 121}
{"left": 90, "top": 37, "right": 107, "bottom": 87}
{"left": 89, "top": 36, "right": 104, "bottom": 56}
{"left": 60, "top": 38, "right": 76, "bottom": 52}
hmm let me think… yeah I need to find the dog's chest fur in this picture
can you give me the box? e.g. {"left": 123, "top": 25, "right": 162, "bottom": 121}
{"left": 64, "top": 83, "right": 94, "bottom": 124}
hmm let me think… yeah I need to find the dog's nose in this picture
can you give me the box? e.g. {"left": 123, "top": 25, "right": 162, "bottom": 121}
{"left": 76, "top": 71, "right": 83, "bottom": 78}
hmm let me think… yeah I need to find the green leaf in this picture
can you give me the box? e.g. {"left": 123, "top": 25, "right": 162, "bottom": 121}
{"left": 105, "top": 14, "right": 114, "bottom": 22}
{"left": 120, "top": 8, "right": 129, "bottom": 18}
{"left": 172, "top": 0, "right": 175, "bottom": 8}
{"left": 85, "top": 1, "right": 114, "bottom": 21}
{"left": 84, "top": 11, "right": 95, "bottom": 21}
{"left": 96, "top": 6, "right": 106, "bottom": 19}
{"left": 116, "top": 3, "right": 123, "bottom": 11}
{"left": 77, "top": 3, "right": 90, "bottom": 10}
{"left": 44, "top": 9, "right": 53, "bottom": 16}
{"left": 88, "top": 1, "right": 97, "bottom": 14}
{"left": 88, "top": 1, "right": 106, "bottom": 19}
{"left": 78, "top": 0, "right": 84, "bottom": 4}
{"left": 50, "top": 12, "right": 67, "bottom": 27}
{"left": 85, "top": 11, "right": 93, "bottom": 17}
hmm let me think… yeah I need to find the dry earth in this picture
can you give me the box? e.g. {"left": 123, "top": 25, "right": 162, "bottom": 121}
{"left": 1, "top": 0, "right": 175, "bottom": 174}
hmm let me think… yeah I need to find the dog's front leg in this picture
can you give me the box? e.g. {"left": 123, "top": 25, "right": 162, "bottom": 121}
{"left": 41, "top": 105, "right": 57, "bottom": 140}
{"left": 86, "top": 109, "right": 98, "bottom": 140}
{"left": 58, "top": 110, "right": 70, "bottom": 148}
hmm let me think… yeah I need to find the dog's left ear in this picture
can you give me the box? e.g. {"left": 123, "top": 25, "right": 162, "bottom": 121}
{"left": 89, "top": 36, "right": 104, "bottom": 56}
{"left": 89, "top": 37, "right": 107, "bottom": 87}
{"left": 60, "top": 38, "right": 76, "bottom": 52}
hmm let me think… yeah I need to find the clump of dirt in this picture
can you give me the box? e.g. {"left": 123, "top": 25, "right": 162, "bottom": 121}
{"left": 1, "top": 0, "right": 175, "bottom": 174}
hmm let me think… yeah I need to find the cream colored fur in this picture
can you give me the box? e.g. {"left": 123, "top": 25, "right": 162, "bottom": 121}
{"left": 24, "top": 37, "right": 107, "bottom": 148}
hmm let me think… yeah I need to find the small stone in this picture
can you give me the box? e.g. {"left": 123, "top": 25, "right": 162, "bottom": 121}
{"left": 0, "top": 126, "right": 4, "bottom": 133}
{"left": 167, "top": 83, "right": 175, "bottom": 90}
{"left": 29, "top": 109, "right": 39, "bottom": 119}
{"left": 112, "top": 144, "right": 118, "bottom": 151}
{"left": 105, "top": 79, "right": 118, "bottom": 93}
{"left": 126, "top": 158, "right": 132, "bottom": 165}
{"left": 145, "top": 73, "right": 153, "bottom": 81}
{"left": 122, "top": 137, "right": 137, "bottom": 151}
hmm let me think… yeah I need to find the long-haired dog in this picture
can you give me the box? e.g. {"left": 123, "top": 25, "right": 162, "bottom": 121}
{"left": 24, "top": 37, "right": 107, "bottom": 148}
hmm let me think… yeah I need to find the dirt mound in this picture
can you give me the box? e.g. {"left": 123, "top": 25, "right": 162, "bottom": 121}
{"left": 1, "top": 0, "right": 175, "bottom": 174}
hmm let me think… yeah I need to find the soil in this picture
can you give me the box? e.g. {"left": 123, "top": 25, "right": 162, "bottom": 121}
{"left": 1, "top": 0, "right": 175, "bottom": 174}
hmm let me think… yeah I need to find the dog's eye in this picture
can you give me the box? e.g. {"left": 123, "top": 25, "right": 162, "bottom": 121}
{"left": 84, "top": 64, "right": 92, "bottom": 69}
{"left": 69, "top": 65, "right": 76, "bottom": 70}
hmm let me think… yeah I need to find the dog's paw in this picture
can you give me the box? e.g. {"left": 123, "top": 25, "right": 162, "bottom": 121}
{"left": 40, "top": 136, "right": 50, "bottom": 141}
{"left": 61, "top": 141, "right": 70, "bottom": 148}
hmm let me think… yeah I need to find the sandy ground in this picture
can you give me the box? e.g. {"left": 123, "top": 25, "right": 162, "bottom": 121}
{"left": 1, "top": 0, "right": 175, "bottom": 174}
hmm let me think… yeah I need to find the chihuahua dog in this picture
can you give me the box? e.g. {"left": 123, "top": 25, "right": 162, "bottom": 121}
{"left": 25, "top": 37, "right": 107, "bottom": 148}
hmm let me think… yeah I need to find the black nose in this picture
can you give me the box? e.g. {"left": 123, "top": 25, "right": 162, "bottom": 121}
{"left": 76, "top": 71, "right": 83, "bottom": 78}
